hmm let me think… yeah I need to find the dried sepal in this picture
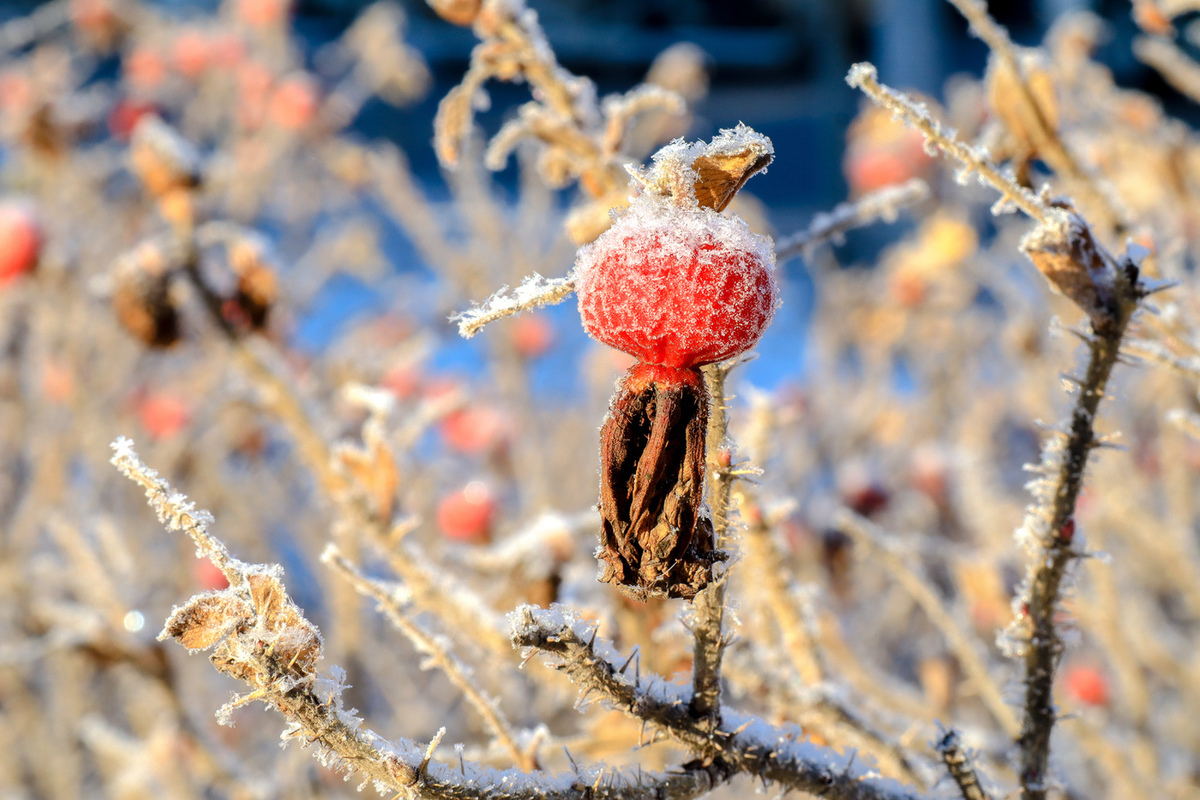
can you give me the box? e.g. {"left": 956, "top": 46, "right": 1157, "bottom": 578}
{"left": 163, "top": 591, "right": 252, "bottom": 650}
{"left": 111, "top": 240, "right": 182, "bottom": 347}
{"left": 597, "top": 364, "right": 722, "bottom": 600}
{"left": 635, "top": 123, "right": 773, "bottom": 212}
{"left": 227, "top": 238, "right": 277, "bottom": 330}
{"left": 129, "top": 115, "right": 202, "bottom": 197}
{"left": 1021, "top": 209, "right": 1120, "bottom": 323}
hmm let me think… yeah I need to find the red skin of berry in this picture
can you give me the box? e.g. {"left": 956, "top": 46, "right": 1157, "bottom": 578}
{"left": 0, "top": 205, "right": 41, "bottom": 285}
{"left": 576, "top": 208, "right": 777, "bottom": 369}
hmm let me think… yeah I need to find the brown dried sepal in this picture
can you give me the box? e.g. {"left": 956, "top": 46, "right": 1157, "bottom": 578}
{"left": 1021, "top": 210, "right": 1120, "bottom": 324}
{"left": 227, "top": 239, "right": 278, "bottom": 330}
{"left": 642, "top": 124, "right": 773, "bottom": 213}
{"left": 111, "top": 241, "right": 182, "bottom": 347}
{"left": 598, "top": 364, "right": 723, "bottom": 601}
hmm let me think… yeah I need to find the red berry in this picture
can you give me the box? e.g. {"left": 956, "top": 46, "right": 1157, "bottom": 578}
{"left": 193, "top": 557, "right": 230, "bottom": 590}
{"left": 0, "top": 204, "right": 41, "bottom": 285}
{"left": 437, "top": 482, "right": 497, "bottom": 543}
{"left": 124, "top": 47, "right": 167, "bottom": 92}
{"left": 108, "top": 99, "right": 157, "bottom": 140}
{"left": 172, "top": 29, "right": 211, "bottom": 79}
{"left": 1064, "top": 664, "right": 1109, "bottom": 707}
{"left": 139, "top": 392, "right": 190, "bottom": 439}
{"left": 235, "top": 0, "right": 292, "bottom": 28}
{"left": 268, "top": 74, "right": 318, "bottom": 131}
{"left": 512, "top": 315, "right": 554, "bottom": 358}
{"left": 441, "top": 405, "right": 509, "bottom": 454}
{"left": 575, "top": 200, "right": 778, "bottom": 369}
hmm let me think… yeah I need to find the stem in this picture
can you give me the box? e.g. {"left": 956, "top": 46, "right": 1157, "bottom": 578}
{"left": 1016, "top": 290, "right": 1138, "bottom": 799}
{"left": 690, "top": 363, "right": 734, "bottom": 722}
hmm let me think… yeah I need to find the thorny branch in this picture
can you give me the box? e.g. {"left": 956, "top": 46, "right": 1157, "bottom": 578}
{"left": 935, "top": 729, "right": 993, "bottom": 800}
{"left": 110, "top": 437, "right": 734, "bottom": 800}
{"left": 512, "top": 605, "right": 928, "bottom": 800}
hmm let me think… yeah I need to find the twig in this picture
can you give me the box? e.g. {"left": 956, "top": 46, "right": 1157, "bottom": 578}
{"left": 689, "top": 363, "right": 735, "bottom": 722}
{"left": 935, "top": 729, "right": 993, "bottom": 800}
{"left": 846, "top": 63, "right": 1051, "bottom": 225}
{"left": 513, "top": 605, "right": 930, "bottom": 800}
{"left": 1133, "top": 36, "right": 1200, "bottom": 107}
{"left": 835, "top": 510, "right": 1020, "bottom": 739}
{"left": 1008, "top": 266, "right": 1142, "bottom": 799}
{"left": 322, "top": 545, "right": 536, "bottom": 771}
{"left": 454, "top": 273, "right": 576, "bottom": 339}
{"left": 943, "top": 0, "right": 1124, "bottom": 232}
{"left": 775, "top": 179, "right": 930, "bottom": 261}
{"left": 111, "top": 438, "right": 732, "bottom": 800}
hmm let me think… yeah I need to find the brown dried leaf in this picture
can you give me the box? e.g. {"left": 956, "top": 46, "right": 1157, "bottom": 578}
{"left": 164, "top": 592, "right": 252, "bottom": 651}
{"left": 692, "top": 148, "right": 773, "bottom": 212}
{"left": 1022, "top": 211, "right": 1116, "bottom": 321}
{"left": 247, "top": 572, "right": 287, "bottom": 624}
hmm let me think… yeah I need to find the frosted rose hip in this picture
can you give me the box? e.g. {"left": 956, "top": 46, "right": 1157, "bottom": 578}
{"left": 574, "top": 201, "right": 778, "bottom": 369}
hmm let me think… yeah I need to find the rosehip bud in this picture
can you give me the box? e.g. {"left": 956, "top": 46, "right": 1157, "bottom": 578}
{"left": 437, "top": 481, "right": 496, "bottom": 543}
{"left": 575, "top": 194, "right": 777, "bottom": 370}
{"left": 0, "top": 203, "right": 41, "bottom": 286}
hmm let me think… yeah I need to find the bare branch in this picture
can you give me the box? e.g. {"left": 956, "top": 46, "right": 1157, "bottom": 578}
{"left": 776, "top": 179, "right": 930, "bottom": 261}
{"left": 453, "top": 273, "right": 576, "bottom": 339}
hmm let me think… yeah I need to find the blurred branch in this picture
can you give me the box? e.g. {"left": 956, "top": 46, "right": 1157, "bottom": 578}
{"left": 835, "top": 510, "right": 1020, "bottom": 739}
{"left": 775, "top": 179, "right": 930, "bottom": 262}
{"left": 322, "top": 545, "right": 537, "bottom": 771}
{"left": 935, "top": 729, "right": 993, "bottom": 800}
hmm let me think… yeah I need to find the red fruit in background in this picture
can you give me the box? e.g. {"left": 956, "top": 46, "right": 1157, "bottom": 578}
{"left": 124, "top": 47, "right": 167, "bottom": 92}
{"left": 441, "top": 405, "right": 509, "bottom": 454}
{"left": 845, "top": 148, "right": 914, "bottom": 195}
{"left": 138, "top": 393, "right": 190, "bottom": 440}
{"left": 108, "top": 99, "right": 156, "bottom": 140}
{"left": 381, "top": 364, "right": 422, "bottom": 400}
{"left": 268, "top": 74, "right": 318, "bottom": 130}
{"left": 235, "top": 0, "right": 292, "bottom": 28}
{"left": 1064, "top": 664, "right": 1109, "bottom": 707}
{"left": 512, "top": 314, "right": 554, "bottom": 358}
{"left": 193, "top": 557, "right": 229, "bottom": 590}
{"left": 0, "top": 204, "right": 41, "bottom": 285}
{"left": 0, "top": 71, "right": 30, "bottom": 113}
{"left": 208, "top": 33, "right": 247, "bottom": 70}
{"left": 437, "top": 481, "right": 496, "bottom": 543}
{"left": 172, "top": 29, "right": 211, "bottom": 79}
{"left": 574, "top": 201, "right": 778, "bottom": 369}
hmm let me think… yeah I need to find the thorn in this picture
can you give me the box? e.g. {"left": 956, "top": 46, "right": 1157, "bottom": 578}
{"left": 563, "top": 746, "right": 580, "bottom": 774}
{"left": 418, "top": 727, "right": 445, "bottom": 781}
{"left": 618, "top": 645, "right": 639, "bottom": 674}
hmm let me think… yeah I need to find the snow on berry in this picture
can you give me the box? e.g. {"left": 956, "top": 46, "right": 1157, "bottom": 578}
{"left": 574, "top": 197, "right": 778, "bottom": 369}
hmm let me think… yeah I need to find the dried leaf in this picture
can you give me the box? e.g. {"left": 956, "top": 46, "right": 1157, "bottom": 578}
{"left": 692, "top": 148, "right": 773, "bottom": 212}
{"left": 164, "top": 592, "right": 251, "bottom": 650}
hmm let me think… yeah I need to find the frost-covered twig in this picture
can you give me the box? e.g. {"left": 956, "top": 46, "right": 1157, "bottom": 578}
{"left": 935, "top": 729, "right": 993, "bottom": 800}
{"left": 1133, "top": 36, "right": 1200, "bottom": 106}
{"left": 835, "top": 510, "right": 1019, "bottom": 739}
{"left": 846, "top": 63, "right": 1050, "bottom": 225}
{"left": 776, "top": 179, "right": 930, "bottom": 261}
{"left": 512, "top": 605, "right": 929, "bottom": 800}
{"left": 111, "top": 438, "right": 733, "bottom": 800}
{"left": 1006, "top": 243, "right": 1142, "bottom": 799}
{"left": 944, "top": 0, "right": 1123, "bottom": 232}
{"left": 454, "top": 274, "right": 576, "bottom": 339}
{"left": 688, "top": 364, "right": 737, "bottom": 722}
{"left": 322, "top": 545, "right": 536, "bottom": 771}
